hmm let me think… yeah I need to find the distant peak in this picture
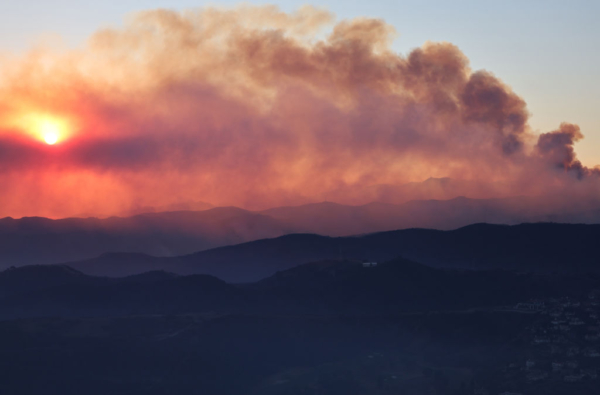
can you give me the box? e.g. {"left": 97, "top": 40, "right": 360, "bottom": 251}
{"left": 424, "top": 177, "right": 452, "bottom": 182}
{"left": 1, "top": 264, "right": 85, "bottom": 277}
{"left": 98, "top": 252, "right": 153, "bottom": 259}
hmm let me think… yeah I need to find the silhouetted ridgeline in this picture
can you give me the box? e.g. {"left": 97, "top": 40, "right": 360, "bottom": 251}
{"left": 2, "top": 195, "right": 600, "bottom": 268}
{"left": 65, "top": 223, "right": 600, "bottom": 282}
{"left": 0, "top": 257, "right": 598, "bottom": 320}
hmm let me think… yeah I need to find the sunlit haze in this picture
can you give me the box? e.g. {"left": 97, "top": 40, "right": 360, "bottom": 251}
{"left": 0, "top": 1, "right": 598, "bottom": 219}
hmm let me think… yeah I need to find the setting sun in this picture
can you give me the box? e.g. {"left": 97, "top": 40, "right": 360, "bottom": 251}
{"left": 3, "top": 113, "right": 73, "bottom": 145}
{"left": 41, "top": 121, "right": 60, "bottom": 145}
{"left": 15, "top": 114, "right": 73, "bottom": 145}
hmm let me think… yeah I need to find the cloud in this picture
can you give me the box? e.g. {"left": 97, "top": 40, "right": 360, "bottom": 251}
{"left": 0, "top": 5, "right": 596, "bottom": 217}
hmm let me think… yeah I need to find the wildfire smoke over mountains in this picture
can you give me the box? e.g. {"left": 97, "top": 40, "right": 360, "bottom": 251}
{"left": 0, "top": 5, "right": 597, "bottom": 218}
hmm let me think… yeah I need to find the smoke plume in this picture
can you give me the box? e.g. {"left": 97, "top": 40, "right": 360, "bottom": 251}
{"left": 0, "top": 5, "right": 596, "bottom": 218}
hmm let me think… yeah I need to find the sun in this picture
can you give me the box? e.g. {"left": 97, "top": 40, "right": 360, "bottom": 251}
{"left": 0, "top": 112, "right": 73, "bottom": 145}
{"left": 35, "top": 117, "right": 67, "bottom": 145}
{"left": 41, "top": 122, "right": 60, "bottom": 145}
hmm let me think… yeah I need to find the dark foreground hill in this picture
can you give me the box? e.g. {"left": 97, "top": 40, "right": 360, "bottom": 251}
{"left": 1, "top": 258, "right": 599, "bottom": 395}
{"left": 0, "top": 312, "right": 541, "bottom": 395}
{"left": 1, "top": 257, "right": 598, "bottom": 320}
{"left": 254, "top": 258, "right": 599, "bottom": 314}
{"left": 68, "top": 223, "right": 600, "bottom": 282}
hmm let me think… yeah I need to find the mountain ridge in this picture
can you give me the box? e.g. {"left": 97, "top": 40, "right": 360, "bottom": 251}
{"left": 1, "top": 189, "right": 599, "bottom": 270}
{"left": 65, "top": 222, "right": 600, "bottom": 282}
{"left": 2, "top": 255, "right": 598, "bottom": 320}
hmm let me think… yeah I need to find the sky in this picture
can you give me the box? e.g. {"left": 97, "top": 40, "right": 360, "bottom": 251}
{"left": 0, "top": 1, "right": 598, "bottom": 218}
{"left": 2, "top": 0, "right": 598, "bottom": 165}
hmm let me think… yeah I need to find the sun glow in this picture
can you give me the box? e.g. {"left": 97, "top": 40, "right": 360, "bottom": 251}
{"left": 10, "top": 114, "right": 74, "bottom": 145}
{"left": 41, "top": 121, "right": 60, "bottom": 145}
{"left": 2, "top": 113, "right": 74, "bottom": 145}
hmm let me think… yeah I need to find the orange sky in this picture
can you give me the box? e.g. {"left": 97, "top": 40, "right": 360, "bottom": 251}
{"left": 0, "top": 5, "right": 598, "bottom": 219}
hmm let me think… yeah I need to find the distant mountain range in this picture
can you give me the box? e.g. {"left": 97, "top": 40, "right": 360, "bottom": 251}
{"left": 2, "top": 190, "right": 600, "bottom": 269}
{"left": 0, "top": 206, "right": 295, "bottom": 267}
{"left": 260, "top": 195, "right": 600, "bottom": 236}
{"left": 119, "top": 200, "right": 215, "bottom": 217}
{"left": 321, "top": 177, "right": 509, "bottom": 205}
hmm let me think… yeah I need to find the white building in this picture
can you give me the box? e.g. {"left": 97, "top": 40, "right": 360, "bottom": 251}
{"left": 362, "top": 261, "right": 378, "bottom": 268}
